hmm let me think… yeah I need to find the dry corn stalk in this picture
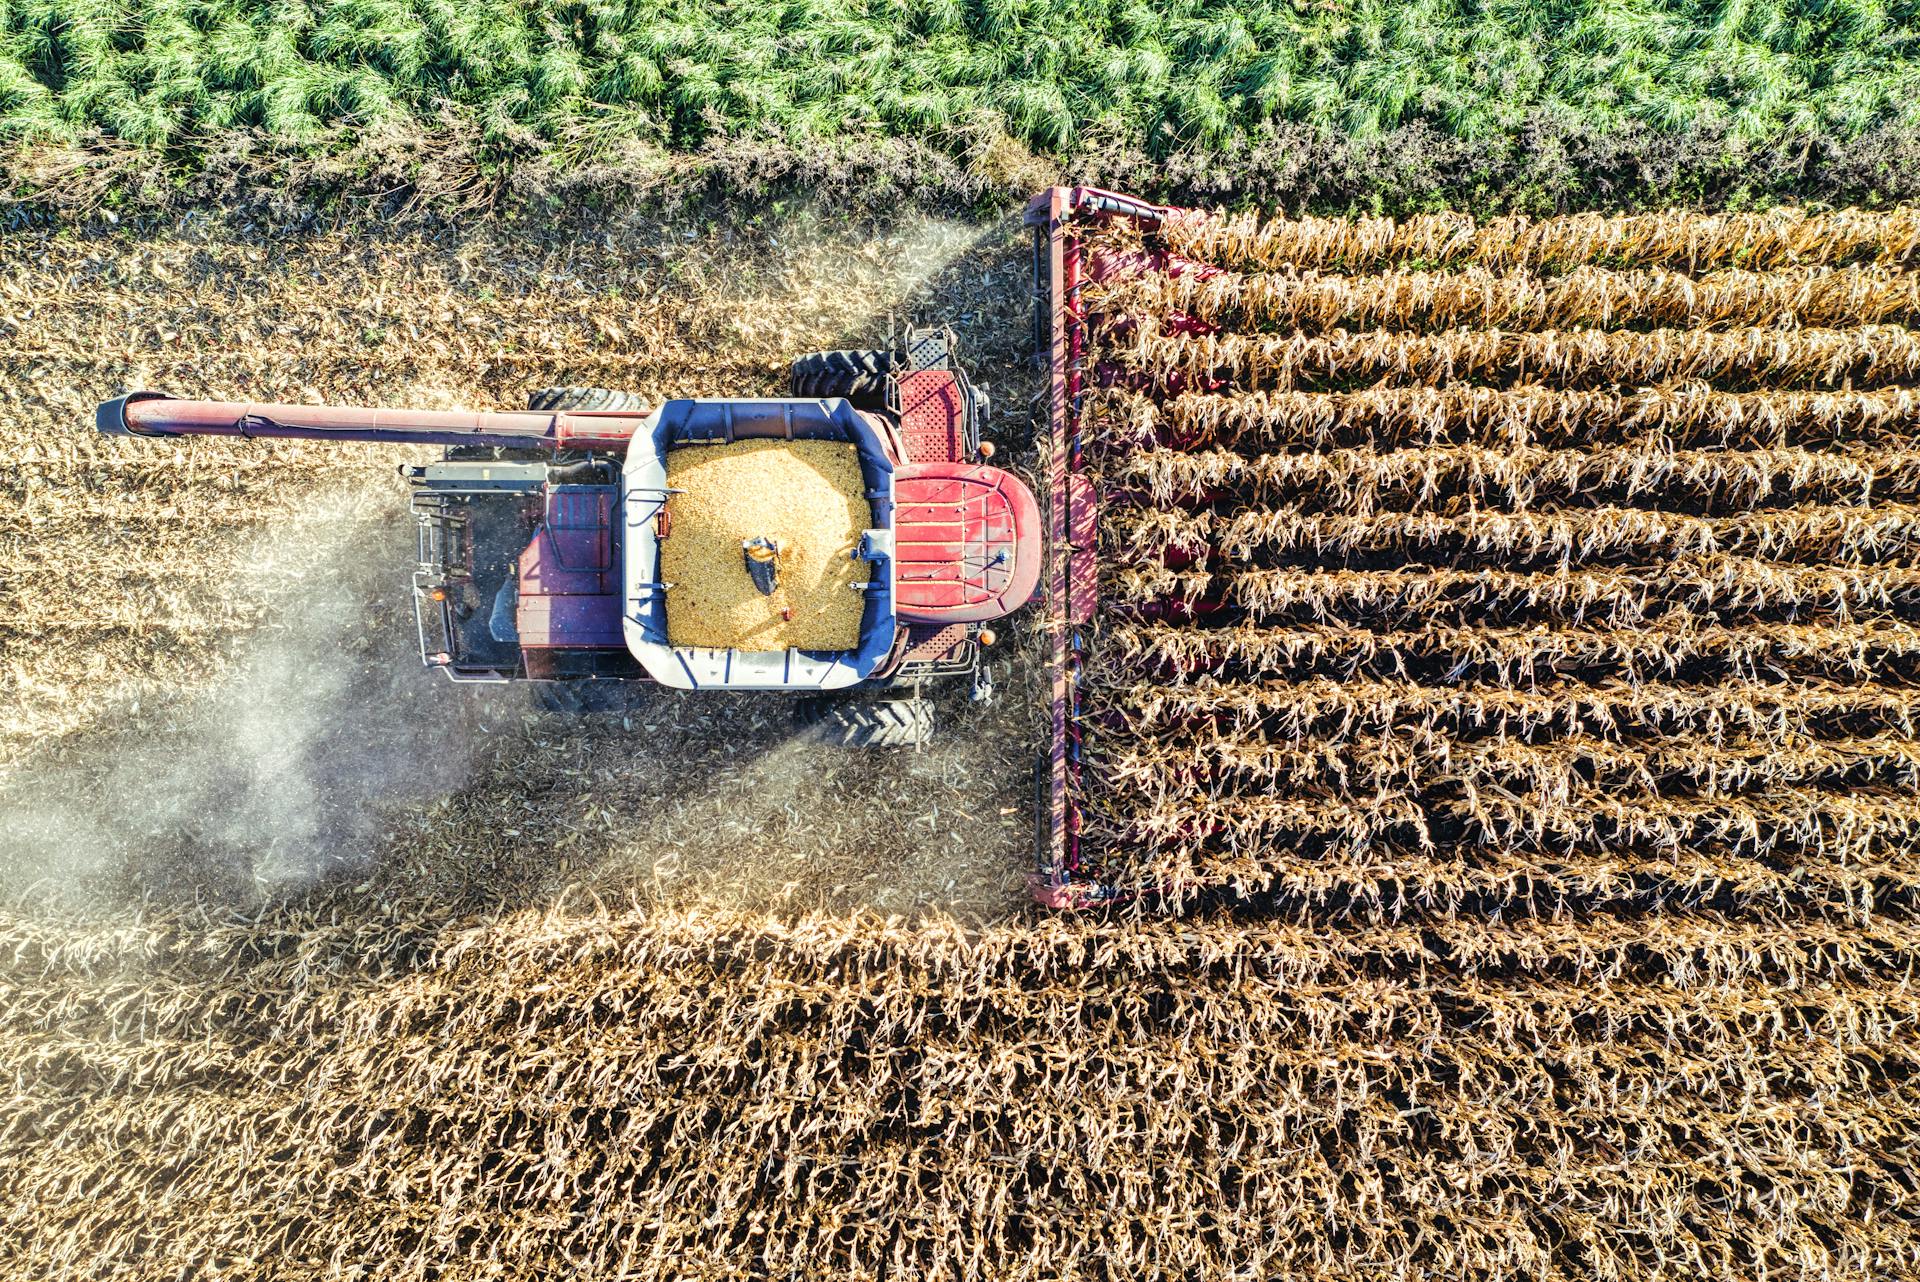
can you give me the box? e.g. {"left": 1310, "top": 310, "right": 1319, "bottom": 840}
{"left": 1095, "top": 618, "right": 1920, "bottom": 685}
{"left": 1101, "top": 502, "right": 1920, "bottom": 569}
{"left": 1162, "top": 205, "right": 1920, "bottom": 273}
{"left": 1103, "top": 262, "right": 1920, "bottom": 333}
{"left": 1112, "top": 559, "right": 1920, "bottom": 631}
{"left": 1090, "top": 671, "right": 1920, "bottom": 736}
{"left": 1086, "top": 383, "right": 1920, "bottom": 452}
{"left": 1098, "top": 441, "right": 1920, "bottom": 511}
{"left": 1095, "top": 730, "right": 1920, "bottom": 806}
{"left": 1107, "top": 317, "right": 1920, "bottom": 390}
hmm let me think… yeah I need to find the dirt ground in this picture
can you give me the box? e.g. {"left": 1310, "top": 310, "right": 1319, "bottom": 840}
{"left": 0, "top": 204, "right": 1047, "bottom": 923}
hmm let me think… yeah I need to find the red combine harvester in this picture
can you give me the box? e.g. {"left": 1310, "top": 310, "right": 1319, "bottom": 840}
{"left": 98, "top": 188, "right": 1168, "bottom": 904}
{"left": 97, "top": 327, "right": 1039, "bottom": 748}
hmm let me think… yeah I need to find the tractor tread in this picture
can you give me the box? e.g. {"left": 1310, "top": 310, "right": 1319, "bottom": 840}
{"left": 527, "top": 386, "right": 645, "bottom": 412}
{"left": 794, "top": 696, "right": 933, "bottom": 749}
{"left": 789, "top": 349, "right": 893, "bottom": 407}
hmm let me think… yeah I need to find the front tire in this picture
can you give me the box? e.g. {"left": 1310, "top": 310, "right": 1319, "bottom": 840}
{"left": 794, "top": 697, "right": 933, "bottom": 748}
{"left": 789, "top": 350, "right": 893, "bottom": 407}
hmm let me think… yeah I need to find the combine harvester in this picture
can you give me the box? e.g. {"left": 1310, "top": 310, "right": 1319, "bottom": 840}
{"left": 97, "top": 327, "right": 1038, "bottom": 748}
{"left": 97, "top": 189, "right": 1159, "bottom": 901}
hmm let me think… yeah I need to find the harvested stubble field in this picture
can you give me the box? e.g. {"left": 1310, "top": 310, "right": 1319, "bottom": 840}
{"left": 5, "top": 202, "right": 1920, "bottom": 1280}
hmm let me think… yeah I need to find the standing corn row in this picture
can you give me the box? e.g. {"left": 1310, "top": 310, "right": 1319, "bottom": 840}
{"left": 1055, "top": 203, "right": 1920, "bottom": 1271}
{"left": 1080, "top": 204, "right": 1920, "bottom": 905}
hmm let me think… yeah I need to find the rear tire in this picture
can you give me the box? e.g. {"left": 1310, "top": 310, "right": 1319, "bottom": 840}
{"left": 794, "top": 697, "right": 933, "bottom": 748}
{"left": 789, "top": 350, "right": 893, "bottom": 407}
{"left": 527, "top": 386, "right": 645, "bottom": 412}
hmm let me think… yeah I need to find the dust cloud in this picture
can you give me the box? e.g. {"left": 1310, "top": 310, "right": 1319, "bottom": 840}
{"left": 0, "top": 479, "right": 496, "bottom": 904}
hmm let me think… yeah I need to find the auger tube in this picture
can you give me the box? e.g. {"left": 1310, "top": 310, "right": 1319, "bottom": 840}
{"left": 95, "top": 392, "right": 648, "bottom": 452}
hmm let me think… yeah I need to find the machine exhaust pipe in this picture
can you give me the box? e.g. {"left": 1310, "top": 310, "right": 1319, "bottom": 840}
{"left": 96, "top": 392, "right": 649, "bottom": 452}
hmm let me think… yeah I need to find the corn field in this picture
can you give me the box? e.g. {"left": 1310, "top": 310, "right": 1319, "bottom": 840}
{"left": 5, "top": 892, "right": 1919, "bottom": 1278}
{"left": 1064, "top": 204, "right": 1920, "bottom": 1272}
{"left": 1081, "top": 207, "right": 1920, "bottom": 904}
{"left": 7, "top": 203, "right": 1920, "bottom": 1278}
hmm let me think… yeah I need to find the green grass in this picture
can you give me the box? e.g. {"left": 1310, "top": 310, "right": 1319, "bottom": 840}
{"left": 3, "top": 0, "right": 1918, "bottom": 168}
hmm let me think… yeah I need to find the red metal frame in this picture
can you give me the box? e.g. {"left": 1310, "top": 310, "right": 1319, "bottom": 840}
{"left": 1023, "top": 186, "right": 1179, "bottom": 909}
{"left": 896, "top": 369, "right": 968, "bottom": 462}
{"left": 101, "top": 393, "right": 646, "bottom": 452}
{"left": 892, "top": 364, "right": 1010, "bottom": 664}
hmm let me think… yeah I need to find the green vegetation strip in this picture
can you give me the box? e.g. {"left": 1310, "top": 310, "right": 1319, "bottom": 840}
{"left": 4, "top": 0, "right": 1919, "bottom": 176}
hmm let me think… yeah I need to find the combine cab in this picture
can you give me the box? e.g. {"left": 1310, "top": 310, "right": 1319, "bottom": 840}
{"left": 97, "top": 327, "right": 1039, "bottom": 748}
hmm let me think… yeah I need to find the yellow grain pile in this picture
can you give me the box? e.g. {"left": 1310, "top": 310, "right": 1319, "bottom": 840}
{"left": 661, "top": 440, "right": 869, "bottom": 650}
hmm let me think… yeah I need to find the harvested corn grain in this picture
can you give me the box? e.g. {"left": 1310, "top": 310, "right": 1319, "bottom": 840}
{"left": 662, "top": 440, "right": 871, "bottom": 650}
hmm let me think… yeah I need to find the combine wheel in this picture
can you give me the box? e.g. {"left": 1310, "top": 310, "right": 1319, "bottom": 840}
{"left": 789, "top": 349, "right": 893, "bottom": 407}
{"left": 527, "top": 387, "right": 645, "bottom": 412}
{"left": 795, "top": 696, "right": 933, "bottom": 748}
